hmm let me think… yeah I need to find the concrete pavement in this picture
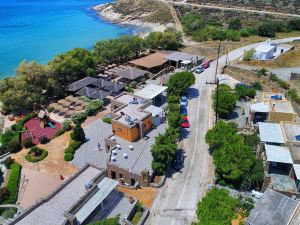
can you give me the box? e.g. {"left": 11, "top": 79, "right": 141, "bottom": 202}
{"left": 148, "top": 36, "right": 300, "bottom": 225}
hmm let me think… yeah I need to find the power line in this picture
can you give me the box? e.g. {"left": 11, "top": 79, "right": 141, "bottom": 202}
{"left": 206, "top": 41, "right": 221, "bottom": 123}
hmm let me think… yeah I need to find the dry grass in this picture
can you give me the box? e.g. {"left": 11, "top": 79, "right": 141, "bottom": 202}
{"left": 291, "top": 80, "right": 300, "bottom": 93}
{"left": 183, "top": 36, "right": 266, "bottom": 60}
{"left": 118, "top": 186, "right": 157, "bottom": 208}
{"left": 231, "top": 214, "right": 246, "bottom": 225}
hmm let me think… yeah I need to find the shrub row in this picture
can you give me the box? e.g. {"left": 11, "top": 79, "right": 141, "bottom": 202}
{"left": 64, "top": 141, "right": 82, "bottom": 161}
{"left": 11, "top": 112, "right": 37, "bottom": 132}
{"left": 270, "top": 73, "right": 290, "bottom": 90}
{"left": 4, "top": 162, "right": 22, "bottom": 204}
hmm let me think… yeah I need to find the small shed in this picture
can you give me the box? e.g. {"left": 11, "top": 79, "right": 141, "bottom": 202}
{"left": 134, "top": 84, "right": 167, "bottom": 105}
{"left": 144, "top": 105, "right": 164, "bottom": 126}
{"left": 258, "top": 122, "right": 285, "bottom": 145}
{"left": 165, "top": 51, "right": 204, "bottom": 68}
{"left": 129, "top": 52, "right": 169, "bottom": 72}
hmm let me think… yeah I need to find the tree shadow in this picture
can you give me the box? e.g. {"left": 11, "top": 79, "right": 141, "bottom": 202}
{"left": 180, "top": 128, "right": 190, "bottom": 140}
{"left": 187, "top": 87, "right": 199, "bottom": 100}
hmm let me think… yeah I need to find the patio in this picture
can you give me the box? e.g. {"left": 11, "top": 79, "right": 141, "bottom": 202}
{"left": 22, "top": 118, "right": 61, "bottom": 145}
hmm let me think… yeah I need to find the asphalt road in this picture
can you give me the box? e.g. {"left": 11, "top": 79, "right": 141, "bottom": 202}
{"left": 147, "top": 36, "right": 300, "bottom": 225}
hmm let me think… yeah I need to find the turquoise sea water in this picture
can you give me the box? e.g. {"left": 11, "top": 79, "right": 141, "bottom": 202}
{"left": 0, "top": 0, "right": 135, "bottom": 78}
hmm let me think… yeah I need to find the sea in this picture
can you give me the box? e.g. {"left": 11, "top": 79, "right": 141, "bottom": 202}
{"left": 0, "top": 0, "right": 139, "bottom": 78}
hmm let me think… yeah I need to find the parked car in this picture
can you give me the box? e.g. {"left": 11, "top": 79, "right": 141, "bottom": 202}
{"left": 182, "top": 116, "right": 190, "bottom": 128}
{"left": 195, "top": 66, "right": 204, "bottom": 74}
{"left": 180, "top": 96, "right": 188, "bottom": 107}
{"left": 172, "top": 150, "right": 184, "bottom": 171}
{"left": 202, "top": 60, "right": 211, "bottom": 69}
{"left": 180, "top": 106, "right": 187, "bottom": 116}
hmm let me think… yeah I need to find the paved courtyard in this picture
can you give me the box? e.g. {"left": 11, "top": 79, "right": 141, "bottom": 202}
{"left": 72, "top": 120, "right": 113, "bottom": 169}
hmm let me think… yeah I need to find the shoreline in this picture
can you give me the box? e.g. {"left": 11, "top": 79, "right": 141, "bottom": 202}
{"left": 92, "top": 3, "right": 170, "bottom": 38}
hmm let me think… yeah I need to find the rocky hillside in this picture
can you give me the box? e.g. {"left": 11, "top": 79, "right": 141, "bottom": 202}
{"left": 95, "top": 0, "right": 173, "bottom": 24}
{"left": 187, "top": 0, "right": 300, "bottom": 14}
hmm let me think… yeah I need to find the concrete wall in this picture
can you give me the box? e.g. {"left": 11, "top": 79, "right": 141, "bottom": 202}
{"left": 268, "top": 111, "right": 296, "bottom": 123}
{"left": 107, "top": 163, "right": 150, "bottom": 187}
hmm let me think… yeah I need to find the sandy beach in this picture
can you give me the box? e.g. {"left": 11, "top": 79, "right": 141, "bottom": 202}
{"left": 93, "top": 3, "right": 172, "bottom": 37}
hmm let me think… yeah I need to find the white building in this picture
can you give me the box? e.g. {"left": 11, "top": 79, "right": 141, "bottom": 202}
{"left": 252, "top": 40, "right": 276, "bottom": 60}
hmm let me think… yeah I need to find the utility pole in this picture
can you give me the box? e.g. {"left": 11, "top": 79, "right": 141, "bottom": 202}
{"left": 206, "top": 41, "right": 221, "bottom": 123}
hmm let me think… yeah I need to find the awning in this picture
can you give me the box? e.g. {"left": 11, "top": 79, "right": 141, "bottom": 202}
{"left": 75, "top": 178, "right": 118, "bottom": 223}
{"left": 250, "top": 102, "right": 269, "bottom": 113}
{"left": 258, "top": 122, "right": 285, "bottom": 144}
{"left": 134, "top": 84, "right": 167, "bottom": 100}
{"left": 265, "top": 144, "right": 293, "bottom": 164}
{"left": 145, "top": 105, "right": 164, "bottom": 117}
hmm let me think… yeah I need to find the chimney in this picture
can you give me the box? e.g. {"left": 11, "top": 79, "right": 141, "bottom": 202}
{"left": 272, "top": 103, "right": 276, "bottom": 111}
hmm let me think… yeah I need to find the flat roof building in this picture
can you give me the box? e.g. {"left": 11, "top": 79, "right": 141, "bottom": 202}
{"left": 164, "top": 51, "right": 204, "bottom": 68}
{"left": 245, "top": 188, "right": 300, "bottom": 225}
{"left": 12, "top": 165, "right": 136, "bottom": 225}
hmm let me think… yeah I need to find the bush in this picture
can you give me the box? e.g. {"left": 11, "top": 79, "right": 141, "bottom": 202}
{"left": 7, "top": 141, "right": 22, "bottom": 153}
{"left": 258, "top": 23, "right": 276, "bottom": 37}
{"left": 64, "top": 152, "right": 74, "bottom": 161}
{"left": 102, "top": 117, "right": 112, "bottom": 124}
{"left": 39, "top": 135, "right": 49, "bottom": 144}
{"left": 1, "top": 130, "right": 15, "bottom": 145}
{"left": 25, "top": 147, "right": 48, "bottom": 162}
{"left": 47, "top": 107, "right": 54, "bottom": 113}
{"left": 244, "top": 49, "right": 255, "bottom": 60}
{"left": 270, "top": 73, "right": 279, "bottom": 82}
{"left": 23, "top": 137, "right": 34, "bottom": 148}
{"left": 228, "top": 18, "right": 242, "bottom": 30}
{"left": 240, "top": 28, "right": 251, "bottom": 37}
{"left": 0, "top": 187, "right": 10, "bottom": 203}
{"left": 62, "top": 119, "right": 72, "bottom": 131}
{"left": 52, "top": 129, "right": 65, "bottom": 139}
{"left": 71, "top": 112, "right": 87, "bottom": 125}
{"left": 11, "top": 123, "right": 23, "bottom": 132}
{"left": 4, "top": 162, "right": 21, "bottom": 204}
{"left": 225, "top": 29, "right": 240, "bottom": 41}
{"left": 257, "top": 68, "right": 268, "bottom": 76}
{"left": 71, "top": 124, "right": 85, "bottom": 143}
{"left": 64, "top": 140, "right": 82, "bottom": 160}
{"left": 286, "top": 88, "right": 298, "bottom": 101}
{"left": 251, "top": 81, "right": 263, "bottom": 90}
{"left": 288, "top": 19, "right": 300, "bottom": 31}
{"left": 85, "top": 99, "right": 103, "bottom": 116}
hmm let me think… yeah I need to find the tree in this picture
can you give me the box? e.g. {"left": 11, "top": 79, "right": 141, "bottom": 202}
{"left": 49, "top": 48, "right": 96, "bottom": 86}
{"left": 288, "top": 18, "right": 300, "bottom": 31}
{"left": 182, "top": 14, "right": 206, "bottom": 35}
{"left": 228, "top": 18, "right": 242, "bottom": 30}
{"left": 94, "top": 36, "right": 146, "bottom": 65}
{"left": 244, "top": 49, "right": 255, "bottom": 60}
{"left": 0, "top": 61, "right": 57, "bottom": 113}
{"left": 205, "top": 120, "right": 238, "bottom": 150}
{"left": 213, "top": 86, "right": 237, "bottom": 118}
{"left": 151, "top": 133, "right": 177, "bottom": 175}
{"left": 213, "top": 137, "right": 256, "bottom": 188}
{"left": 258, "top": 22, "right": 276, "bottom": 37}
{"left": 145, "top": 29, "right": 182, "bottom": 50}
{"left": 7, "top": 141, "right": 22, "bottom": 154}
{"left": 195, "top": 188, "right": 239, "bottom": 225}
{"left": 167, "top": 111, "right": 182, "bottom": 129}
{"left": 71, "top": 124, "right": 86, "bottom": 143}
{"left": 167, "top": 72, "right": 195, "bottom": 96}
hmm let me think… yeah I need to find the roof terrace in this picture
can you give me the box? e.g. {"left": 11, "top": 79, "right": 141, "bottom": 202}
{"left": 268, "top": 100, "right": 295, "bottom": 113}
{"left": 108, "top": 122, "right": 167, "bottom": 175}
{"left": 281, "top": 122, "right": 300, "bottom": 143}
{"left": 113, "top": 94, "right": 151, "bottom": 126}
{"left": 262, "top": 92, "right": 285, "bottom": 101}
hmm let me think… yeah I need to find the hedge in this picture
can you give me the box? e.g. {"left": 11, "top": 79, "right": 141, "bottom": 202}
{"left": 52, "top": 129, "right": 65, "bottom": 139}
{"left": 25, "top": 147, "right": 48, "bottom": 163}
{"left": 64, "top": 140, "right": 82, "bottom": 161}
{"left": 4, "top": 162, "right": 22, "bottom": 204}
{"left": 102, "top": 117, "right": 112, "bottom": 124}
{"left": 64, "top": 152, "right": 74, "bottom": 161}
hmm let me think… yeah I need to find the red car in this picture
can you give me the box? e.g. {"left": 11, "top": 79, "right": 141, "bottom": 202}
{"left": 202, "top": 60, "right": 211, "bottom": 69}
{"left": 182, "top": 116, "right": 190, "bottom": 128}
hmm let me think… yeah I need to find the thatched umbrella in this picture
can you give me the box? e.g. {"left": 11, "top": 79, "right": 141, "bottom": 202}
{"left": 74, "top": 105, "right": 84, "bottom": 111}
{"left": 57, "top": 99, "right": 67, "bottom": 105}
{"left": 49, "top": 103, "right": 58, "bottom": 108}
{"left": 74, "top": 99, "right": 84, "bottom": 106}
{"left": 65, "top": 110, "right": 75, "bottom": 118}
{"left": 62, "top": 101, "right": 71, "bottom": 107}
{"left": 59, "top": 108, "right": 67, "bottom": 115}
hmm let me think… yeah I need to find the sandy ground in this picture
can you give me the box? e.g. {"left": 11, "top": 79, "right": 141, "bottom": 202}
{"left": 17, "top": 167, "right": 62, "bottom": 209}
{"left": 118, "top": 186, "right": 157, "bottom": 209}
{"left": 11, "top": 132, "right": 78, "bottom": 179}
